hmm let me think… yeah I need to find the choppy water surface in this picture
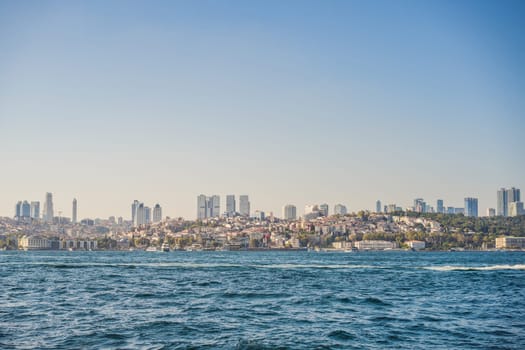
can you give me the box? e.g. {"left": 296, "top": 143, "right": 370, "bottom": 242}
{"left": 1, "top": 251, "right": 524, "bottom": 349}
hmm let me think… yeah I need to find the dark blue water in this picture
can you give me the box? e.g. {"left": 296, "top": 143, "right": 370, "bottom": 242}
{"left": 1, "top": 251, "right": 524, "bottom": 349}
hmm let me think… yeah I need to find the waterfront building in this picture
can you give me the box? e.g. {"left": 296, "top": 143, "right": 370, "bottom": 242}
{"left": 72, "top": 198, "right": 77, "bottom": 224}
{"left": 43, "top": 192, "right": 54, "bottom": 223}
{"left": 226, "top": 195, "right": 236, "bottom": 216}
{"left": 334, "top": 204, "right": 347, "bottom": 215}
{"left": 495, "top": 236, "right": 525, "bottom": 249}
{"left": 153, "top": 204, "right": 162, "bottom": 223}
{"left": 408, "top": 241, "right": 426, "bottom": 250}
{"left": 509, "top": 202, "right": 524, "bottom": 217}
{"left": 355, "top": 240, "right": 398, "bottom": 250}
{"left": 18, "top": 236, "right": 52, "bottom": 250}
{"left": 30, "top": 201, "right": 40, "bottom": 219}
{"left": 282, "top": 205, "right": 297, "bottom": 220}
{"left": 376, "top": 200, "right": 382, "bottom": 213}
{"left": 464, "top": 197, "right": 478, "bottom": 217}
{"left": 487, "top": 208, "right": 496, "bottom": 217}
{"left": 436, "top": 199, "right": 444, "bottom": 214}
{"left": 319, "top": 204, "right": 329, "bottom": 217}
{"left": 239, "top": 195, "right": 250, "bottom": 217}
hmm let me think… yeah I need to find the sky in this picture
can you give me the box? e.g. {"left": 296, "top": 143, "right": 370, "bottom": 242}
{"left": 0, "top": 0, "right": 524, "bottom": 220}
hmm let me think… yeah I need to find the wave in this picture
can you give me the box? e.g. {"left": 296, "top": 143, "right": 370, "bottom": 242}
{"left": 424, "top": 264, "right": 525, "bottom": 271}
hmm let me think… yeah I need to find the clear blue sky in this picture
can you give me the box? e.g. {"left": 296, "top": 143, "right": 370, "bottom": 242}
{"left": 1, "top": 0, "right": 524, "bottom": 219}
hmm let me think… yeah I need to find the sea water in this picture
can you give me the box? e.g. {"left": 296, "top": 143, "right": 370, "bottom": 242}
{"left": 1, "top": 251, "right": 524, "bottom": 349}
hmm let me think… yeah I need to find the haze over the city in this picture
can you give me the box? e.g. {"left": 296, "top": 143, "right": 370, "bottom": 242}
{"left": 1, "top": 0, "right": 524, "bottom": 220}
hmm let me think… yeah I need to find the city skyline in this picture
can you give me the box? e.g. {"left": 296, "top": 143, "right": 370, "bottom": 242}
{"left": 1, "top": 1, "right": 524, "bottom": 219}
{"left": 5, "top": 187, "right": 524, "bottom": 220}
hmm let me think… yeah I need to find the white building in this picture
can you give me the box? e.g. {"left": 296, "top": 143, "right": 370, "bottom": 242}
{"left": 197, "top": 195, "right": 221, "bottom": 219}
{"left": 355, "top": 240, "right": 397, "bottom": 250}
{"left": 407, "top": 240, "right": 426, "bottom": 250}
{"left": 18, "top": 236, "right": 52, "bottom": 250}
{"left": 496, "top": 236, "right": 525, "bottom": 249}
{"left": 509, "top": 202, "right": 524, "bottom": 217}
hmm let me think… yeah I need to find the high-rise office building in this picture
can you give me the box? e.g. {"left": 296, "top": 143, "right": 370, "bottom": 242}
{"left": 44, "top": 192, "right": 54, "bottom": 223}
{"left": 30, "top": 201, "right": 40, "bottom": 219}
{"left": 132, "top": 200, "right": 139, "bottom": 223}
{"left": 72, "top": 198, "right": 77, "bottom": 224}
{"left": 226, "top": 195, "right": 236, "bottom": 216}
{"left": 414, "top": 198, "right": 426, "bottom": 213}
{"left": 239, "top": 195, "right": 250, "bottom": 217}
{"left": 210, "top": 195, "right": 220, "bottom": 217}
{"left": 497, "top": 187, "right": 521, "bottom": 217}
{"left": 153, "top": 204, "right": 162, "bottom": 223}
{"left": 136, "top": 203, "right": 145, "bottom": 226}
{"left": 464, "top": 197, "right": 478, "bottom": 217}
{"left": 509, "top": 202, "right": 524, "bottom": 216}
{"left": 319, "top": 204, "right": 329, "bottom": 217}
{"left": 436, "top": 199, "right": 444, "bottom": 214}
{"left": 282, "top": 205, "right": 297, "bottom": 220}
{"left": 197, "top": 195, "right": 207, "bottom": 220}
{"left": 197, "top": 195, "right": 221, "bottom": 219}
{"left": 144, "top": 206, "right": 151, "bottom": 224}
{"left": 334, "top": 204, "right": 347, "bottom": 215}
{"left": 15, "top": 201, "right": 22, "bottom": 218}
{"left": 486, "top": 208, "right": 495, "bottom": 217}
{"left": 376, "top": 200, "right": 382, "bottom": 213}
{"left": 21, "top": 201, "right": 30, "bottom": 218}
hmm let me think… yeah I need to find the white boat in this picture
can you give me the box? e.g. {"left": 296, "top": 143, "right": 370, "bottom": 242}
{"left": 161, "top": 242, "right": 170, "bottom": 252}
{"left": 145, "top": 246, "right": 158, "bottom": 252}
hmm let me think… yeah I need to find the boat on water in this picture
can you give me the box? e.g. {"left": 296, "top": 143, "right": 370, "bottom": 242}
{"left": 145, "top": 246, "right": 158, "bottom": 252}
{"left": 161, "top": 242, "right": 170, "bottom": 252}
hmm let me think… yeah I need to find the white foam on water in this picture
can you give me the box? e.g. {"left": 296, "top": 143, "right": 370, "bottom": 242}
{"left": 424, "top": 264, "right": 525, "bottom": 271}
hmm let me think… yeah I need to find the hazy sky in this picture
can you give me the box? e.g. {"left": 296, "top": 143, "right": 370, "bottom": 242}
{"left": 1, "top": 0, "right": 524, "bottom": 220}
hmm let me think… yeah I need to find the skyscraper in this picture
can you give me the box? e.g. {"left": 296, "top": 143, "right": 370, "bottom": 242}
{"left": 376, "top": 200, "right": 382, "bottom": 213}
{"left": 30, "top": 201, "right": 40, "bottom": 219}
{"left": 15, "top": 201, "right": 22, "bottom": 218}
{"left": 132, "top": 200, "right": 139, "bottom": 223}
{"left": 197, "top": 195, "right": 221, "bottom": 219}
{"left": 497, "top": 187, "right": 521, "bottom": 217}
{"left": 197, "top": 195, "right": 207, "bottom": 220}
{"left": 487, "top": 208, "right": 496, "bottom": 217}
{"left": 282, "top": 205, "right": 297, "bottom": 220}
{"left": 72, "top": 198, "right": 77, "bottom": 224}
{"left": 210, "top": 195, "right": 220, "bottom": 217}
{"left": 153, "top": 204, "right": 162, "bottom": 223}
{"left": 334, "top": 204, "right": 347, "bottom": 215}
{"left": 464, "top": 197, "right": 478, "bottom": 217}
{"left": 226, "top": 195, "right": 236, "bottom": 216}
{"left": 21, "top": 201, "right": 31, "bottom": 218}
{"left": 44, "top": 192, "right": 54, "bottom": 223}
{"left": 239, "top": 195, "right": 250, "bottom": 217}
{"left": 436, "top": 199, "right": 444, "bottom": 214}
{"left": 319, "top": 203, "right": 329, "bottom": 217}
{"left": 135, "top": 202, "right": 145, "bottom": 226}
{"left": 144, "top": 206, "right": 151, "bottom": 224}
{"left": 413, "top": 198, "right": 426, "bottom": 213}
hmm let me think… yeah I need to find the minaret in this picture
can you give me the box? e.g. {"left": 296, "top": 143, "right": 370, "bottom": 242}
{"left": 72, "top": 198, "right": 77, "bottom": 224}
